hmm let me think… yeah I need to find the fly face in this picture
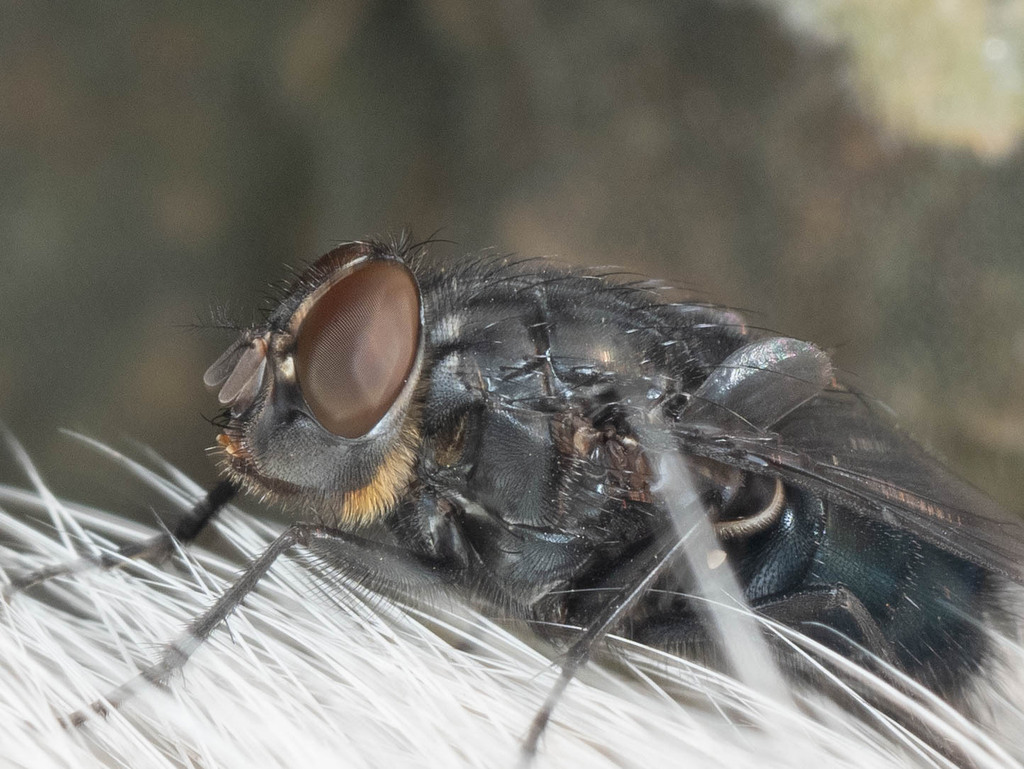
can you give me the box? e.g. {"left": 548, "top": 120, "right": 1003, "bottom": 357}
{"left": 204, "top": 243, "right": 425, "bottom": 526}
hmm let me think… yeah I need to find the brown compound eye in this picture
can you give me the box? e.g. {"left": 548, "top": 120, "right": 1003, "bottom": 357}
{"left": 294, "top": 262, "right": 420, "bottom": 438}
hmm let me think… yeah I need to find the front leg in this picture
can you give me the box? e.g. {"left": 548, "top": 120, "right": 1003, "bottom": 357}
{"left": 68, "top": 518, "right": 467, "bottom": 726}
{"left": 3, "top": 479, "right": 239, "bottom": 601}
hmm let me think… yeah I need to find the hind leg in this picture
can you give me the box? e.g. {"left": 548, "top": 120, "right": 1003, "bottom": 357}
{"left": 635, "top": 585, "right": 897, "bottom": 669}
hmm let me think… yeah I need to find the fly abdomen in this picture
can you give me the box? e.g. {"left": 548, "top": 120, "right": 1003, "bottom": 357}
{"left": 806, "top": 508, "right": 994, "bottom": 695}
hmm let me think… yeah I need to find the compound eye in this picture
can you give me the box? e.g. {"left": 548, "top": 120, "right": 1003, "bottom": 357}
{"left": 295, "top": 262, "right": 420, "bottom": 438}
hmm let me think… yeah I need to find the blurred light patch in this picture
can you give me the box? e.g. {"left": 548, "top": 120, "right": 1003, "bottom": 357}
{"left": 777, "top": 0, "right": 1024, "bottom": 158}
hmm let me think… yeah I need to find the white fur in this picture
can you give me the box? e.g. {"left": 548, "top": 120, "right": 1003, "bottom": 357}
{"left": 1, "top": 439, "right": 1022, "bottom": 769}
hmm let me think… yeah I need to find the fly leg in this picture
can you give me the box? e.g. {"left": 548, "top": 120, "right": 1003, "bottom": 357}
{"left": 520, "top": 529, "right": 696, "bottom": 764}
{"left": 755, "top": 585, "right": 897, "bottom": 666}
{"left": 66, "top": 521, "right": 462, "bottom": 726}
{"left": 634, "top": 585, "right": 896, "bottom": 670}
{"left": 3, "top": 479, "right": 239, "bottom": 601}
{"left": 758, "top": 589, "right": 981, "bottom": 769}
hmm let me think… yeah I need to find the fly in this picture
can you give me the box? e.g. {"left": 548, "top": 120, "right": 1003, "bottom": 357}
{"left": 6, "top": 236, "right": 1024, "bottom": 760}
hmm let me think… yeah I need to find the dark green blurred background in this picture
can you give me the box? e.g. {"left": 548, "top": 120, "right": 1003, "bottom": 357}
{"left": 2, "top": 1, "right": 1023, "bottom": 517}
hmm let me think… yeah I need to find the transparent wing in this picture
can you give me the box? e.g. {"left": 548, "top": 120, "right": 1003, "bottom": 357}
{"left": 675, "top": 337, "right": 1024, "bottom": 583}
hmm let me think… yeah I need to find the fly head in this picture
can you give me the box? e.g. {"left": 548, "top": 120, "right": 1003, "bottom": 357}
{"left": 203, "top": 241, "right": 425, "bottom": 527}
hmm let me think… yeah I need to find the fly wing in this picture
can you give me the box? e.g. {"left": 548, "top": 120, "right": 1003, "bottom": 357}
{"left": 681, "top": 337, "right": 833, "bottom": 432}
{"left": 675, "top": 338, "right": 1024, "bottom": 583}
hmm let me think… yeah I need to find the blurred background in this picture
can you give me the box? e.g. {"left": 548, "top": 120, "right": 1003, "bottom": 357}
{"left": 2, "top": 1, "right": 1023, "bottom": 518}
